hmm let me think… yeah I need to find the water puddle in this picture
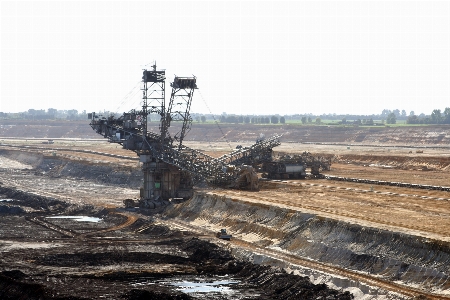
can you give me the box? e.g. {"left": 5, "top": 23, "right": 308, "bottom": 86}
{"left": 46, "top": 216, "right": 102, "bottom": 222}
{"left": 1, "top": 241, "right": 63, "bottom": 250}
{"left": 170, "top": 279, "right": 239, "bottom": 293}
{"left": 132, "top": 275, "right": 242, "bottom": 297}
{"left": 369, "top": 163, "right": 393, "bottom": 169}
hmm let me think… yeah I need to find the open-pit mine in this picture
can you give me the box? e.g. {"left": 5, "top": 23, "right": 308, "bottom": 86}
{"left": 1, "top": 67, "right": 450, "bottom": 299}
{"left": 1, "top": 121, "right": 450, "bottom": 299}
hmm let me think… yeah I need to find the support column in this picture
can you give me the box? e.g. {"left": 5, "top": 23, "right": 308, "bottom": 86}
{"left": 142, "top": 164, "right": 158, "bottom": 200}
{"left": 140, "top": 155, "right": 161, "bottom": 203}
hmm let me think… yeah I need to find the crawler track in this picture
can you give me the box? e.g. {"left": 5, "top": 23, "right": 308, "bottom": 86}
{"left": 27, "top": 216, "right": 78, "bottom": 238}
{"left": 324, "top": 175, "right": 450, "bottom": 192}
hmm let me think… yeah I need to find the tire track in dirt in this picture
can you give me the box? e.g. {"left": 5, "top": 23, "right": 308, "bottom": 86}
{"left": 26, "top": 216, "right": 78, "bottom": 238}
{"left": 81, "top": 212, "right": 138, "bottom": 238}
{"left": 24, "top": 212, "right": 138, "bottom": 240}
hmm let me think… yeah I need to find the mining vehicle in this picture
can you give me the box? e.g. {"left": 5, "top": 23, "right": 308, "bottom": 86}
{"left": 301, "top": 151, "right": 331, "bottom": 175}
{"left": 262, "top": 161, "right": 307, "bottom": 179}
{"left": 216, "top": 229, "right": 232, "bottom": 240}
{"left": 89, "top": 63, "right": 331, "bottom": 208}
{"left": 261, "top": 154, "right": 307, "bottom": 179}
{"left": 89, "top": 63, "right": 281, "bottom": 208}
{"left": 260, "top": 151, "right": 331, "bottom": 179}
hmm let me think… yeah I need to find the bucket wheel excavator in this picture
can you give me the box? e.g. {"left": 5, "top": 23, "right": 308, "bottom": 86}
{"left": 89, "top": 64, "right": 281, "bottom": 208}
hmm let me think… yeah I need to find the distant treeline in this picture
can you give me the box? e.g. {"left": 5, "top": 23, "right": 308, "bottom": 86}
{"left": 1, "top": 107, "right": 450, "bottom": 125}
{"left": 191, "top": 107, "right": 450, "bottom": 125}
{"left": 405, "top": 108, "right": 450, "bottom": 124}
{"left": 0, "top": 109, "right": 87, "bottom": 120}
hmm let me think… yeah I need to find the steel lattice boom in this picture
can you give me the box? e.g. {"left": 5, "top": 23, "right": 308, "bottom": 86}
{"left": 89, "top": 64, "right": 282, "bottom": 207}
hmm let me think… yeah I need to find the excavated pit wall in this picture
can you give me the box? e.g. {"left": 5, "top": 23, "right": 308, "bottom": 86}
{"left": 165, "top": 192, "right": 450, "bottom": 297}
{"left": 0, "top": 149, "right": 143, "bottom": 188}
{"left": 3, "top": 148, "right": 450, "bottom": 297}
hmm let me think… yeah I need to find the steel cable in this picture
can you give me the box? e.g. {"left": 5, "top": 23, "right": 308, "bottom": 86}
{"left": 197, "top": 90, "right": 233, "bottom": 151}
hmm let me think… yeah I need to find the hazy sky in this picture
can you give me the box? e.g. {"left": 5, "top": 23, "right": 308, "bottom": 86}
{"left": 2, "top": 1, "right": 450, "bottom": 116}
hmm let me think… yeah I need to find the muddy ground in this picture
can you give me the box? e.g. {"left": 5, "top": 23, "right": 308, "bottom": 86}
{"left": 1, "top": 122, "right": 450, "bottom": 299}
{"left": 0, "top": 185, "right": 352, "bottom": 299}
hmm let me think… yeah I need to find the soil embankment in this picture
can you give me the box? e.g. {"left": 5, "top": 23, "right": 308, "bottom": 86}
{"left": 0, "top": 149, "right": 142, "bottom": 188}
{"left": 165, "top": 192, "right": 450, "bottom": 297}
{"left": 187, "top": 123, "right": 450, "bottom": 145}
{"left": 1, "top": 119, "right": 450, "bottom": 145}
